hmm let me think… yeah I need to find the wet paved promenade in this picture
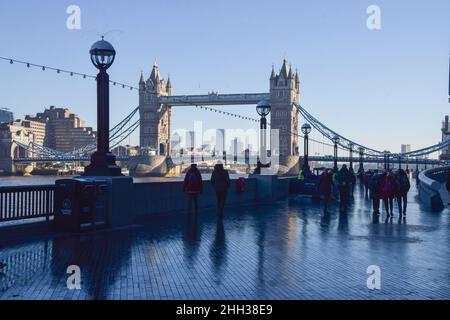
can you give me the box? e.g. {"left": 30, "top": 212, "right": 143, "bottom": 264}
{"left": 0, "top": 184, "right": 449, "bottom": 300}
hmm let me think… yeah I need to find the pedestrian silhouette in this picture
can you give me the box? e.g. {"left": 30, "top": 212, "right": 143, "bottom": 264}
{"left": 211, "top": 162, "right": 230, "bottom": 217}
{"left": 336, "top": 164, "right": 352, "bottom": 212}
{"left": 395, "top": 168, "right": 410, "bottom": 216}
{"left": 183, "top": 163, "right": 203, "bottom": 215}
{"left": 317, "top": 168, "right": 333, "bottom": 213}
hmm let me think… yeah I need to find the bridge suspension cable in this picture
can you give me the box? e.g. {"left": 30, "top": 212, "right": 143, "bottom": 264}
{"left": 295, "top": 103, "right": 447, "bottom": 159}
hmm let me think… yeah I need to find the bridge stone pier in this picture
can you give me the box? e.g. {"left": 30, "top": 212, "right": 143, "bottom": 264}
{"left": 0, "top": 123, "right": 33, "bottom": 175}
{"left": 136, "top": 59, "right": 301, "bottom": 176}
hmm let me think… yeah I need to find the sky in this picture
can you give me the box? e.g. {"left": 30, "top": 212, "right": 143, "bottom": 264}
{"left": 0, "top": 0, "right": 449, "bottom": 155}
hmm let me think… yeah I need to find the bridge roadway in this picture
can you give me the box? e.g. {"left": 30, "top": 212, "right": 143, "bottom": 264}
{"left": 0, "top": 183, "right": 448, "bottom": 300}
{"left": 159, "top": 93, "right": 270, "bottom": 106}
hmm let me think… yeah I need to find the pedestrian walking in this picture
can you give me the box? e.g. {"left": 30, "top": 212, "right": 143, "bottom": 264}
{"left": 317, "top": 169, "right": 333, "bottom": 213}
{"left": 395, "top": 169, "right": 411, "bottom": 216}
{"left": 363, "top": 170, "right": 373, "bottom": 199}
{"left": 183, "top": 164, "right": 203, "bottom": 214}
{"left": 211, "top": 162, "right": 230, "bottom": 217}
{"left": 336, "top": 164, "right": 352, "bottom": 212}
{"left": 380, "top": 170, "right": 397, "bottom": 217}
{"left": 368, "top": 171, "right": 383, "bottom": 214}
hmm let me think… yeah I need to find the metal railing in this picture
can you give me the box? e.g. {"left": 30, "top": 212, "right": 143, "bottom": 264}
{"left": 0, "top": 185, "right": 54, "bottom": 222}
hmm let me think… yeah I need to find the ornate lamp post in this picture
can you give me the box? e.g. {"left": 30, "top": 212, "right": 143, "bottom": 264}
{"left": 349, "top": 142, "right": 354, "bottom": 170}
{"left": 301, "top": 123, "right": 312, "bottom": 172}
{"left": 256, "top": 100, "right": 271, "bottom": 166}
{"left": 84, "top": 37, "right": 122, "bottom": 176}
{"left": 386, "top": 151, "right": 391, "bottom": 170}
{"left": 332, "top": 135, "right": 340, "bottom": 171}
{"left": 383, "top": 150, "right": 389, "bottom": 170}
{"left": 358, "top": 147, "right": 365, "bottom": 171}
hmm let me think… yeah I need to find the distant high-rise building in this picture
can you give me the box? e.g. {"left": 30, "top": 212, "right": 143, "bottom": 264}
{"left": 0, "top": 108, "right": 13, "bottom": 124}
{"left": 401, "top": 144, "right": 411, "bottom": 153}
{"left": 10, "top": 119, "right": 46, "bottom": 146}
{"left": 25, "top": 106, "right": 96, "bottom": 153}
{"left": 170, "top": 132, "right": 181, "bottom": 152}
{"left": 216, "top": 129, "right": 225, "bottom": 154}
{"left": 186, "top": 131, "right": 195, "bottom": 150}
{"left": 230, "top": 137, "right": 244, "bottom": 156}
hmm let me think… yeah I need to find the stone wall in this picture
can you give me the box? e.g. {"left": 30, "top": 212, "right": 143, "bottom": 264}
{"left": 133, "top": 177, "right": 258, "bottom": 219}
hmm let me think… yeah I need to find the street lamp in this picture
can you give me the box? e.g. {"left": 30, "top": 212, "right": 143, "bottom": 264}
{"left": 332, "top": 135, "right": 340, "bottom": 171}
{"left": 301, "top": 123, "right": 312, "bottom": 172}
{"left": 84, "top": 37, "right": 122, "bottom": 176}
{"left": 256, "top": 100, "right": 271, "bottom": 166}
{"left": 386, "top": 151, "right": 391, "bottom": 170}
{"left": 358, "top": 147, "right": 365, "bottom": 172}
{"left": 349, "top": 142, "right": 354, "bottom": 170}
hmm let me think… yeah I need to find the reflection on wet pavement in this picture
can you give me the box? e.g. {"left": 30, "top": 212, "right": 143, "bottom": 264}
{"left": 0, "top": 185, "right": 449, "bottom": 300}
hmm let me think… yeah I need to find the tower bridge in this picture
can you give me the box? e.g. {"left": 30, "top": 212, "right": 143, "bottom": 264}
{"left": 139, "top": 59, "right": 300, "bottom": 172}
{"left": 0, "top": 56, "right": 447, "bottom": 175}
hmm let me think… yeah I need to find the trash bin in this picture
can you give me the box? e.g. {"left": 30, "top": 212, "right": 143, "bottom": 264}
{"left": 54, "top": 178, "right": 109, "bottom": 232}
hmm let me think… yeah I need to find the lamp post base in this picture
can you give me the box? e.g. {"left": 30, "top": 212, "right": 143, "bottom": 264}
{"left": 84, "top": 152, "right": 123, "bottom": 176}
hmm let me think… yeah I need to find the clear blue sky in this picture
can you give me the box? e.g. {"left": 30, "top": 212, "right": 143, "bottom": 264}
{"left": 0, "top": 0, "right": 449, "bottom": 154}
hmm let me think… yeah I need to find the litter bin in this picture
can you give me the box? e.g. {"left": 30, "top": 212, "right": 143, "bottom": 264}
{"left": 54, "top": 178, "right": 109, "bottom": 232}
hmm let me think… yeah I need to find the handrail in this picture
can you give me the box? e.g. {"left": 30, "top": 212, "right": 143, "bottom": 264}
{"left": 0, "top": 185, "right": 54, "bottom": 223}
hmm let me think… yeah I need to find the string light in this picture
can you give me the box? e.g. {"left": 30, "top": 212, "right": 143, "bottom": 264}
{"left": 0, "top": 55, "right": 409, "bottom": 155}
{"left": 0, "top": 56, "right": 137, "bottom": 91}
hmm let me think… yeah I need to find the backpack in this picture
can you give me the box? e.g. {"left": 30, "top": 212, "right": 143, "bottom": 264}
{"left": 188, "top": 171, "right": 197, "bottom": 186}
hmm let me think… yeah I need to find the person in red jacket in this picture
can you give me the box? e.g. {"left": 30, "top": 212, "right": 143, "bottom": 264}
{"left": 380, "top": 170, "right": 397, "bottom": 217}
{"left": 183, "top": 164, "right": 203, "bottom": 214}
{"left": 317, "top": 169, "right": 333, "bottom": 213}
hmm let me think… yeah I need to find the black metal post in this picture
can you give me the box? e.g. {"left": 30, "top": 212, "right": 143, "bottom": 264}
{"left": 398, "top": 157, "right": 402, "bottom": 169}
{"left": 349, "top": 146, "right": 353, "bottom": 170}
{"left": 84, "top": 68, "right": 121, "bottom": 176}
{"left": 303, "top": 133, "right": 310, "bottom": 172}
{"left": 333, "top": 143, "right": 338, "bottom": 171}
{"left": 260, "top": 117, "right": 268, "bottom": 166}
{"left": 359, "top": 150, "right": 364, "bottom": 171}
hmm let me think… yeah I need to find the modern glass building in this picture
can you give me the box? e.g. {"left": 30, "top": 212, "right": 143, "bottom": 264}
{"left": 0, "top": 109, "right": 13, "bottom": 124}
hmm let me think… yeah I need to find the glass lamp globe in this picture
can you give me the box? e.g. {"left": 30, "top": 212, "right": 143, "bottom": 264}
{"left": 90, "top": 37, "right": 116, "bottom": 70}
{"left": 256, "top": 100, "right": 271, "bottom": 117}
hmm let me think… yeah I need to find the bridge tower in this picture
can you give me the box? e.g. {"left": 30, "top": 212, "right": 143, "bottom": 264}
{"left": 139, "top": 62, "right": 172, "bottom": 156}
{"left": 0, "top": 124, "right": 33, "bottom": 174}
{"left": 269, "top": 58, "right": 300, "bottom": 169}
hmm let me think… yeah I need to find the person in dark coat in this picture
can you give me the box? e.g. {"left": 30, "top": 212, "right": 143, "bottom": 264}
{"left": 317, "top": 169, "right": 333, "bottom": 213}
{"left": 211, "top": 162, "right": 230, "bottom": 217}
{"left": 363, "top": 170, "right": 373, "bottom": 198}
{"left": 336, "top": 164, "right": 352, "bottom": 212}
{"left": 369, "top": 171, "right": 383, "bottom": 214}
{"left": 380, "top": 170, "right": 397, "bottom": 217}
{"left": 183, "top": 164, "right": 203, "bottom": 214}
{"left": 395, "top": 169, "right": 410, "bottom": 216}
{"left": 446, "top": 168, "right": 450, "bottom": 195}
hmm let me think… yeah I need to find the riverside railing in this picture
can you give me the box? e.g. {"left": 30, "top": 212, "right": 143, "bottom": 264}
{"left": 0, "top": 185, "right": 54, "bottom": 222}
{"left": 418, "top": 166, "right": 450, "bottom": 211}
